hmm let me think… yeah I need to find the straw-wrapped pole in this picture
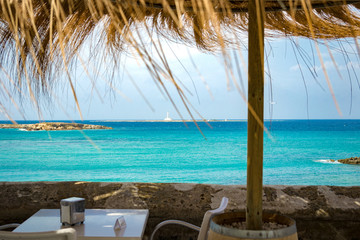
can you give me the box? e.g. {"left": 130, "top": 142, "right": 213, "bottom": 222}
{"left": 246, "top": 0, "right": 265, "bottom": 230}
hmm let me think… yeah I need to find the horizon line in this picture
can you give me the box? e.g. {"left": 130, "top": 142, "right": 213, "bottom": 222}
{"left": 2, "top": 118, "right": 360, "bottom": 122}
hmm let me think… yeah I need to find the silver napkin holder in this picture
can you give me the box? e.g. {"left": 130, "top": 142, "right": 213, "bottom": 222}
{"left": 60, "top": 197, "right": 85, "bottom": 225}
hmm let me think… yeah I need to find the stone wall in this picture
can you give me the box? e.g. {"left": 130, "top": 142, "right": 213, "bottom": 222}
{"left": 0, "top": 182, "right": 359, "bottom": 240}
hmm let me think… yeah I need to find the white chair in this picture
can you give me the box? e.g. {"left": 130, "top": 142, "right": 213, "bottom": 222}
{"left": 0, "top": 228, "right": 76, "bottom": 240}
{"left": 150, "top": 197, "right": 229, "bottom": 240}
{"left": 0, "top": 225, "right": 20, "bottom": 231}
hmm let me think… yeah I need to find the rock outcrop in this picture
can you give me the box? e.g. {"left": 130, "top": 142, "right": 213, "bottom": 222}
{"left": 0, "top": 122, "right": 112, "bottom": 131}
{"left": 337, "top": 157, "right": 360, "bottom": 165}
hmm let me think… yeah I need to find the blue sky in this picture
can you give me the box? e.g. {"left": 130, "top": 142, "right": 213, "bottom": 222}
{"left": 1, "top": 36, "right": 359, "bottom": 121}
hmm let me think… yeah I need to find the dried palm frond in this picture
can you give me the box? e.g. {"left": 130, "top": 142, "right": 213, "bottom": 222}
{"left": 0, "top": 0, "right": 359, "bottom": 118}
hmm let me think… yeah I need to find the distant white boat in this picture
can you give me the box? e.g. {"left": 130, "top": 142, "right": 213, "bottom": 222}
{"left": 164, "top": 112, "right": 172, "bottom": 121}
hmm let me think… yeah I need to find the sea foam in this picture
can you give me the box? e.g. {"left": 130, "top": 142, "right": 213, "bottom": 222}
{"left": 314, "top": 159, "right": 341, "bottom": 164}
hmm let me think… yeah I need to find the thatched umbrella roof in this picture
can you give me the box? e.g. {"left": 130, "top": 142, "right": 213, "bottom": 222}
{"left": 0, "top": 0, "right": 359, "bottom": 87}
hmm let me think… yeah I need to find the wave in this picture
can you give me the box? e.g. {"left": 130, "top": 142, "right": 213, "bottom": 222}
{"left": 18, "top": 128, "right": 28, "bottom": 132}
{"left": 314, "top": 159, "right": 341, "bottom": 164}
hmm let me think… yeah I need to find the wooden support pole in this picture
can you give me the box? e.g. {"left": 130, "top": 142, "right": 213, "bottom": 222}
{"left": 246, "top": 0, "right": 265, "bottom": 231}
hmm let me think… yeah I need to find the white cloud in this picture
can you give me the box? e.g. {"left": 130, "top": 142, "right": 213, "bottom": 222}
{"left": 290, "top": 64, "right": 301, "bottom": 71}
{"left": 342, "top": 61, "right": 360, "bottom": 70}
{"left": 314, "top": 60, "right": 336, "bottom": 72}
{"left": 312, "top": 60, "right": 360, "bottom": 73}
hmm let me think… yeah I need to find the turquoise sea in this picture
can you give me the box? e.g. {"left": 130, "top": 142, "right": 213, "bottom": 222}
{"left": 0, "top": 120, "right": 359, "bottom": 185}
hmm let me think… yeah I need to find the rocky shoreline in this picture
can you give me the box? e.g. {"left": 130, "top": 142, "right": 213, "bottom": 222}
{"left": 0, "top": 122, "right": 112, "bottom": 131}
{"left": 331, "top": 157, "right": 360, "bottom": 165}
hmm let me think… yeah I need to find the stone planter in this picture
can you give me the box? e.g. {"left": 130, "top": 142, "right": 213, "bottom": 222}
{"left": 208, "top": 212, "right": 298, "bottom": 240}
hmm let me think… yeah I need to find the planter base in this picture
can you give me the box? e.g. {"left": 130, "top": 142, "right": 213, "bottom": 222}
{"left": 209, "top": 212, "right": 298, "bottom": 240}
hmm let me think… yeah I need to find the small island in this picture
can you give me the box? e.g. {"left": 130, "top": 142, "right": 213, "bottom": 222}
{"left": 0, "top": 122, "right": 112, "bottom": 131}
{"left": 332, "top": 157, "right": 360, "bottom": 165}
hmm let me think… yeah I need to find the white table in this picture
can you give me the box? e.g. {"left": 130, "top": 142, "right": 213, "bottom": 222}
{"left": 14, "top": 209, "right": 149, "bottom": 240}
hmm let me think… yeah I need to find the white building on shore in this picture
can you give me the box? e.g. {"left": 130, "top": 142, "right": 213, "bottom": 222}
{"left": 164, "top": 112, "right": 172, "bottom": 121}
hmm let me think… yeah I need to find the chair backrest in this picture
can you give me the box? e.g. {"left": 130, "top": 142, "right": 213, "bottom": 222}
{"left": 0, "top": 228, "right": 76, "bottom": 240}
{"left": 197, "top": 197, "right": 229, "bottom": 240}
{"left": 0, "top": 224, "right": 20, "bottom": 231}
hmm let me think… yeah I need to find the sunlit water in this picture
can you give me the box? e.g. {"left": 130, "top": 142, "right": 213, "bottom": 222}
{"left": 0, "top": 120, "right": 359, "bottom": 185}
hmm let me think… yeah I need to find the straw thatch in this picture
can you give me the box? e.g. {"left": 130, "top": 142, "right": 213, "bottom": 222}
{"left": 0, "top": 0, "right": 359, "bottom": 94}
